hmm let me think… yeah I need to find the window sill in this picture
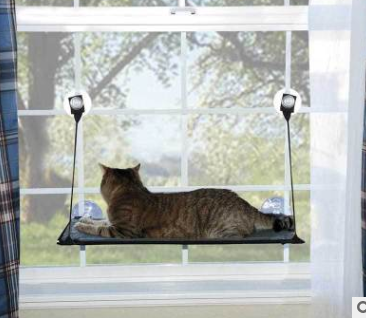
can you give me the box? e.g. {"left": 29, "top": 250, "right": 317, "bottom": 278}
{"left": 20, "top": 262, "right": 311, "bottom": 309}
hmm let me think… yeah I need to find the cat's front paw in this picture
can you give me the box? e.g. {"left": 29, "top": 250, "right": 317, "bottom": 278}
{"left": 79, "top": 216, "right": 94, "bottom": 224}
{"left": 74, "top": 222, "right": 90, "bottom": 233}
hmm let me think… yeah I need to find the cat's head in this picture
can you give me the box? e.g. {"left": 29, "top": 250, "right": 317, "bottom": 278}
{"left": 99, "top": 163, "right": 143, "bottom": 203}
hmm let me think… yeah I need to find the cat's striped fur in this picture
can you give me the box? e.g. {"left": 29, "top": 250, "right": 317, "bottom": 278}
{"left": 75, "top": 164, "right": 293, "bottom": 239}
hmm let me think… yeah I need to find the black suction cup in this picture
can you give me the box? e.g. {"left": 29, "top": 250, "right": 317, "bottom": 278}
{"left": 69, "top": 95, "right": 85, "bottom": 123}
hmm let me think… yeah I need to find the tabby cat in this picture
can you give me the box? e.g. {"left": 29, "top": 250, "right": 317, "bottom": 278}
{"left": 75, "top": 164, "right": 293, "bottom": 239}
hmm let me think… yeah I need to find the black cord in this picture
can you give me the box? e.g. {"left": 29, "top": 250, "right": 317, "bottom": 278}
{"left": 286, "top": 118, "right": 297, "bottom": 234}
{"left": 67, "top": 120, "right": 79, "bottom": 240}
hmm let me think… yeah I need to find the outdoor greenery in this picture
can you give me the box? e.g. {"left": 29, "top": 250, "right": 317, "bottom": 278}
{"left": 18, "top": 0, "right": 310, "bottom": 266}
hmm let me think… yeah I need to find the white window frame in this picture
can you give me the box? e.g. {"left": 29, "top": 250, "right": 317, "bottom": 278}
{"left": 17, "top": 2, "right": 313, "bottom": 307}
{"left": 20, "top": 262, "right": 311, "bottom": 308}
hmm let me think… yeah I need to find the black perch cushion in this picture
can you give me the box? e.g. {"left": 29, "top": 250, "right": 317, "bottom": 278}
{"left": 57, "top": 219, "right": 305, "bottom": 246}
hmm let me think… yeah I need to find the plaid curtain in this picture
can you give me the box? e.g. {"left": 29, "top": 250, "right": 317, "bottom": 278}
{"left": 0, "top": 0, "right": 19, "bottom": 317}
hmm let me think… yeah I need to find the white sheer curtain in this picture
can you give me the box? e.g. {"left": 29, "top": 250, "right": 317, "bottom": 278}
{"left": 309, "top": 0, "right": 366, "bottom": 317}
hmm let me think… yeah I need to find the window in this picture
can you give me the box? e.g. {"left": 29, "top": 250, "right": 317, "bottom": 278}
{"left": 17, "top": 1, "right": 310, "bottom": 268}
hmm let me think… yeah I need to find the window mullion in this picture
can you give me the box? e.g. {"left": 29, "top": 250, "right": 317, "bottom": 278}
{"left": 20, "top": 184, "right": 312, "bottom": 195}
{"left": 283, "top": 0, "right": 292, "bottom": 264}
{"left": 180, "top": 0, "right": 190, "bottom": 261}
{"left": 182, "top": 244, "right": 189, "bottom": 265}
{"left": 74, "top": 32, "right": 86, "bottom": 267}
{"left": 180, "top": 32, "right": 188, "bottom": 188}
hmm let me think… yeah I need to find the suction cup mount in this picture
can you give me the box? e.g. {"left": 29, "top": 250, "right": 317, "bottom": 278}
{"left": 69, "top": 95, "right": 85, "bottom": 122}
{"left": 273, "top": 88, "right": 302, "bottom": 122}
{"left": 63, "top": 90, "right": 92, "bottom": 123}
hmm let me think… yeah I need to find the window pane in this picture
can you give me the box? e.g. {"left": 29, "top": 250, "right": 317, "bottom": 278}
{"left": 187, "top": 0, "right": 282, "bottom": 5}
{"left": 83, "top": 115, "right": 181, "bottom": 187}
{"left": 291, "top": 0, "right": 309, "bottom": 4}
{"left": 80, "top": 0, "right": 177, "bottom": 6}
{"left": 19, "top": 116, "right": 77, "bottom": 188}
{"left": 188, "top": 114, "right": 285, "bottom": 186}
{"left": 187, "top": 32, "right": 285, "bottom": 109}
{"left": 292, "top": 31, "right": 310, "bottom": 108}
{"left": 292, "top": 113, "right": 310, "bottom": 185}
{"left": 290, "top": 191, "right": 310, "bottom": 261}
{"left": 189, "top": 191, "right": 284, "bottom": 262}
{"left": 17, "top": 0, "right": 177, "bottom": 5}
{"left": 81, "top": 32, "right": 181, "bottom": 110}
{"left": 16, "top": 0, "right": 73, "bottom": 5}
{"left": 20, "top": 195, "right": 79, "bottom": 266}
{"left": 18, "top": 33, "right": 74, "bottom": 111}
{"left": 187, "top": 0, "right": 308, "bottom": 5}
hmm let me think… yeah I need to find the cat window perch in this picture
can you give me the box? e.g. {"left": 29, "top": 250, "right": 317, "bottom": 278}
{"left": 57, "top": 90, "right": 305, "bottom": 246}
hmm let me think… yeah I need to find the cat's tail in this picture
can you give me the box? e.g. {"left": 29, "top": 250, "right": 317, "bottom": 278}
{"left": 254, "top": 212, "right": 294, "bottom": 232}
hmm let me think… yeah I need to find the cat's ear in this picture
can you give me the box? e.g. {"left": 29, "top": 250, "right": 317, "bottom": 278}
{"left": 99, "top": 163, "right": 108, "bottom": 173}
{"left": 133, "top": 163, "right": 141, "bottom": 172}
